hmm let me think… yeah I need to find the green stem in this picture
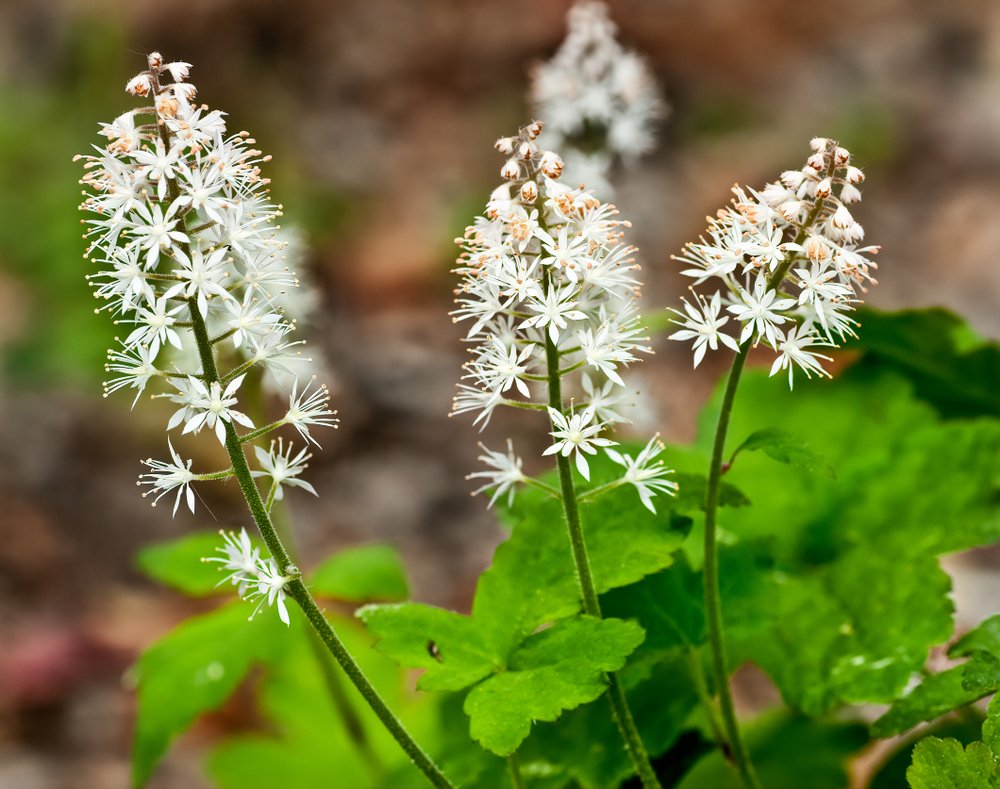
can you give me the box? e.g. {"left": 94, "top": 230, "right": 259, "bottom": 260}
{"left": 507, "top": 752, "right": 526, "bottom": 789}
{"left": 287, "top": 580, "right": 453, "bottom": 788}
{"left": 686, "top": 648, "right": 729, "bottom": 752}
{"left": 523, "top": 477, "right": 561, "bottom": 497}
{"left": 195, "top": 468, "right": 235, "bottom": 481}
{"left": 239, "top": 419, "right": 286, "bottom": 444}
{"left": 150, "top": 66, "right": 454, "bottom": 788}
{"left": 501, "top": 400, "right": 548, "bottom": 412}
{"left": 211, "top": 326, "right": 238, "bottom": 345}
{"left": 542, "top": 286, "right": 661, "bottom": 789}
{"left": 270, "top": 498, "right": 387, "bottom": 780}
{"left": 702, "top": 345, "right": 758, "bottom": 789}
{"left": 698, "top": 160, "right": 836, "bottom": 789}
{"left": 222, "top": 357, "right": 257, "bottom": 384}
{"left": 264, "top": 480, "right": 279, "bottom": 514}
{"left": 575, "top": 479, "right": 625, "bottom": 503}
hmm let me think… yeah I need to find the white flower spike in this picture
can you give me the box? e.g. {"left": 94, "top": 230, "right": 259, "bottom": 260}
{"left": 455, "top": 121, "right": 674, "bottom": 513}
{"left": 669, "top": 139, "right": 879, "bottom": 387}
{"left": 79, "top": 54, "right": 338, "bottom": 625}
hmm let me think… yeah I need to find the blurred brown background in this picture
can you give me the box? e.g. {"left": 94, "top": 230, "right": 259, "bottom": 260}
{"left": 1, "top": 0, "right": 999, "bottom": 786}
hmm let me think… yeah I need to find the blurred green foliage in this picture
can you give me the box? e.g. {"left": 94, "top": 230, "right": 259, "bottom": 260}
{"left": 0, "top": 20, "right": 130, "bottom": 384}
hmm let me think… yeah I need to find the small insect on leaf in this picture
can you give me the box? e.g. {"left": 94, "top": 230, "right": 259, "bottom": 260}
{"left": 427, "top": 640, "right": 443, "bottom": 662}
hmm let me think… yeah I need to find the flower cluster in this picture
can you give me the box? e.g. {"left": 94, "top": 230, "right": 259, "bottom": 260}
{"left": 669, "top": 138, "right": 880, "bottom": 386}
{"left": 204, "top": 529, "right": 294, "bottom": 625}
{"left": 453, "top": 121, "right": 675, "bottom": 512}
{"left": 79, "top": 53, "right": 337, "bottom": 623}
{"left": 531, "top": 0, "right": 665, "bottom": 195}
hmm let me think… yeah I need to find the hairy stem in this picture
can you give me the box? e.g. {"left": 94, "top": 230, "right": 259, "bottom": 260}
{"left": 270, "top": 497, "right": 386, "bottom": 780}
{"left": 542, "top": 282, "right": 661, "bottom": 789}
{"left": 702, "top": 344, "right": 757, "bottom": 788}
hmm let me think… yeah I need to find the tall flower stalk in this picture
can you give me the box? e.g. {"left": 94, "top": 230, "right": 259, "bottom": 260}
{"left": 452, "top": 121, "right": 675, "bottom": 789}
{"left": 78, "top": 53, "right": 453, "bottom": 789}
{"left": 668, "top": 138, "right": 879, "bottom": 787}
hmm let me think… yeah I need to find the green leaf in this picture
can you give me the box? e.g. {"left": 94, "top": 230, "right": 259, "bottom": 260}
{"left": 848, "top": 307, "right": 1000, "bottom": 419}
{"left": 870, "top": 718, "right": 986, "bottom": 789}
{"left": 741, "top": 549, "right": 955, "bottom": 715}
{"left": 357, "top": 603, "right": 500, "bottom": 692}
{"left": 132, "top": 603, "right": 285, "bottom": 787}
{"left": 462, "top": 616, "right": 644, "bottom": 755}
{"left": 310, "top": 544, "right": 409, "bottom": 603}
{"left": 602, "top": 544, "right": 778, "bottom": 657}
{"left": 951, "top": 616, "right": 1000, "bottom": 659}
{"left": 135, "top": 531, "right": 234, "bottom": 597}
{"left": 872, "top": 614, "right": 1000, "bottom": 738}
{"left": 907, "top": 738, "right": 1000, "bottom": 789}
{"left": 872, "top": 656, "right": 1000, "bottom": 738}
{"left": 731, "top": 427, "right": 836, "bottom": 478}
{"left": 678, "top": 712, "right": 868, "bottom": 789}
{"left": 518, "top": 649, "right": 701, "bottom": 788}
{"left": 482, "top": 482, "right": 691, "bottom": 653}
{"left": 672, "top": 473, "right": 752, "bottom": 513}
{"left": 905, "top": 694, "right": 1000, "bottom": 788}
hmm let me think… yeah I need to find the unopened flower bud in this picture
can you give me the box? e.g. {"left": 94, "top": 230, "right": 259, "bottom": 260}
{"left": 501, "top": 157, "right": 521, "bottom": 180}
{"left": 846, "top": 166, "right": 865, "bottom": 184}
{"left": 495, "top": 137, "right": 515, "bottom": 155}
{"left": 809, "top": 137, "right": 829, "bottom": 152}
{"left": 831, "top": 203, "right": 853, "bottom": 229}
{"left": 520, "top": 180, "right": 538, "bottom": 203}
{"left": 539, "top": 151, "right": 564, "bottom": 179}
{"left": 126, "top": 74, "right": 152, "bottom": 97}
{"left": 814, "top": 177, "right": 832, "bottom": 198}
{"left": 518, "top": 140, "right": 535, "bottom": 160}
{"left": 525, "top": 120, "right": 543, "bottom": 139}
{"left": 806, "top": 153, "right": 826, "bottom": 171}
{"left": 147, "top": 52, "right": 163, "bottom": 69}
{"left": 780, "top": 170, "right": 805, "bottom": 189}
{"left": 834, "top": 146, "right": 851, "bottom": 165}
{"left": 778, "top": 200, "right": 803, "bottom": 221}
{"left": 840, "top": 183, "right": 862, "bottom": 204}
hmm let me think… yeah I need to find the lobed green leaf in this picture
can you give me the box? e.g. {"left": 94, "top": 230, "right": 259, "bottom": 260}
{"left": 463, "top": 616, "right": 645, "bottom": 756}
